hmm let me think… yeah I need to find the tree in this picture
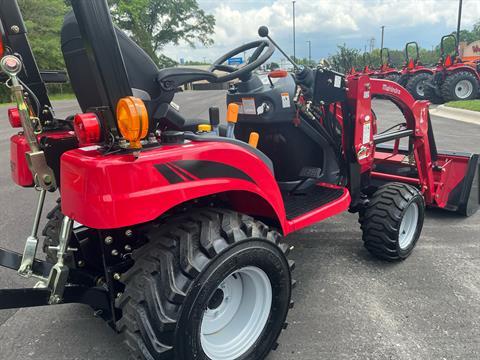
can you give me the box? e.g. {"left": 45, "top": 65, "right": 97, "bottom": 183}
{"left": 328, "top": 44, "right": 361, "bottom": 74}
{"left": 109, "top": 0, "right": 215, "bottom": 68}
{"left": 18, "top": 0, "right": 68, "bottom": 70}
{"left": 0, "top": 0, "right": 69, "bottom": 102}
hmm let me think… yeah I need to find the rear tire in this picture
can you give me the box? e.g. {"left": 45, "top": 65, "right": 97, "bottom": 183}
{"left": 360, "top": 183, "right": 425, "bottom": 261}
{"left": 384, "top": 73, "right": 400, "bottom": 82}
{"left": 441, "top": 71, "right": 479, "bottom": 101}
{"left": 406, "top": 72, "right": 432, "bottom": 100}
{"left": 397, "top": 74, "right": 409, "bottom": 87}
{"left": 116, "top": 209, "right": 294, "bottom": 360}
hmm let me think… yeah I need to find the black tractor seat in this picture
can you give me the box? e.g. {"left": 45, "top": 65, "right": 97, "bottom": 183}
{"left": 61, "top": 11, "right": 216, "bottom": 133}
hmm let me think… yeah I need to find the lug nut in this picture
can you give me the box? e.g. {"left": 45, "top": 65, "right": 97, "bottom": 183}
{"left": 104, "top": 236, "right": 113, "bottom": 245}
{"left": 124, "top": 244, "right": 132, "bottom": 252}
{"left": 113, "top": 273, "right": 121, "bottom": 281}
{"left": 111, "top": 249, "right": 119, "bottom": 256}
{"left": 125, "top": 229, "right": 133, "bottom": 237}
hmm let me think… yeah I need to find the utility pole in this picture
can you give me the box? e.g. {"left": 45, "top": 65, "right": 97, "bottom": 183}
{"left": 306, "top": 40, "right": 311, "bottom": 66}
{"left": 456, "top": 0, "right": 463, "bottom": 50}
{"left": 292, "top": 1, "right": 296, "bottom": 62}
{"left": 380, "top": 25, "right": 385, "bottom": 50}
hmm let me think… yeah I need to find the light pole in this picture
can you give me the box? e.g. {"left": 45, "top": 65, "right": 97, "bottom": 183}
{"left": 292, "top": 1, "right": 296, "bottom": 62}
{"left": 457, "top": 0, "right": 463, "bottom": 50}
{"left": 380, "top": 25, "right": 385, "bottom": 50}
{"left": 308, "top": 40, "right": 312, "bottom": 65}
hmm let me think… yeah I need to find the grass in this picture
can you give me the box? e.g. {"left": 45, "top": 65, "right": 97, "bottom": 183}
{"left": 46, "top": 93, "right": 76, "bottom": 101}
{"left": 445, "top": 100, "right": 480, "bottom": 112}
{"left": 0, "top": 93, "right": 76, "bottom": 106}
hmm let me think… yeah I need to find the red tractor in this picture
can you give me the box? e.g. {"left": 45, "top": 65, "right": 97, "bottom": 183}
{"left": 425, "top": 34, "right": 480, "bottom": 103}
{"left": 372, "top": 48, "right": 401, "bottom": 81}
{"left": 398, "top": 42, "right": 434, "bottom": 100}
{"left": 0, "top": 2, "right": 479, "bottom": 360}
{"left": 348, "top": 52, "right": 376, "bottom": 77}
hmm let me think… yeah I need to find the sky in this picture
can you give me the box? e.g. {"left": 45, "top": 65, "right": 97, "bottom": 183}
{"left": 161, "top": 0, "right": 480, "bottom": 64}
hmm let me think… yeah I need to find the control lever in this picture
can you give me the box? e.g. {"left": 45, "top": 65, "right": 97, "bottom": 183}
{"left": 226, "top": 103, "right": 239, "bottom": 138}
{"left": 209, "top": 107, "right": 220, "bottom": 135}
{"left": 258, "top": 26, "right": 300, "bottom": 70}
{"left": 258, "top": 26, "right": 314, "bottom": 98}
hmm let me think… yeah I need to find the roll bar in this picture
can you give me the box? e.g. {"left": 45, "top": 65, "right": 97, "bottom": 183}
{"left": 405, "top": 42, "right": 419, "bottom": 63}
{"left": 440, "top": 34, "right": 458, "bottom": 58}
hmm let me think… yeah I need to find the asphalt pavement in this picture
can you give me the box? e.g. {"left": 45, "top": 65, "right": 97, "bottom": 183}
{"left": 0, "top": 91, "right": 479, "bottom": 360}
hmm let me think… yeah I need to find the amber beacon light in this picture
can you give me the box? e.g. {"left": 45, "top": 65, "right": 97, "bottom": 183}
{"left": 116, "top": 96, "right": 149, "bottom": 149}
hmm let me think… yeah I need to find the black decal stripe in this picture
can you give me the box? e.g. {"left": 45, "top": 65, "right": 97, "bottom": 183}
{"left": 174, "top": 160, "right": 255, "bottom": 184}
{"left": 169, "top": 163, "right": 197, "bottom": 181}
{"left": 155, "top": 164, "right": 185, "bottom": 184}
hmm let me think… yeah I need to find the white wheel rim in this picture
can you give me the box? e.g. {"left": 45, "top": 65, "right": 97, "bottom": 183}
{"left": 398, "top": 202, "right": 419, "bottom": 250}
{"left": 200, "top": 266, "right": 272, "bottom": 360}
{"left": 416, "top": 81, "right": 425, "bottom": 97}
{"left": 454, "top": 79, "right": 474, "bottom": 99}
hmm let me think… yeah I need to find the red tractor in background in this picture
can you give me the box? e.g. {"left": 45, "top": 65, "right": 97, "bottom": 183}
{"left": 425, "top": 34, "right": 480, "bottom": 103}
{"left": 348, "top": 52, "right": 376, "bottom": 77}
{"left": 371, "top": 48, "right": 401, "bottom": 81}
{"left": 398, "top": 42, "right": 434, "bottom": 100}
{"left": 0, "top": 1, "right": 479, "bottom": 360}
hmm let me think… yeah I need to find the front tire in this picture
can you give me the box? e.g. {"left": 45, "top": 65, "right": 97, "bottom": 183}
{"left": 117, "top": 209, "right": 293, "bottom": 360}
{"left": 360, "top": 183, "right": 425, "bottom": 261}
{"left": 406, "top": 72, "right": 432, "bottom": 100}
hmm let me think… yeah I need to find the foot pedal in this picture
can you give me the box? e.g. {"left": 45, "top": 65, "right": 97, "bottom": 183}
{"left": 299, "top": 167, "right": 322, "bottom": 179}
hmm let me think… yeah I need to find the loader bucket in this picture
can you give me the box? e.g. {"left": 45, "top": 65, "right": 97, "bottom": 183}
{"left": 434, "top": 152, "right": 479, "bottom": 216}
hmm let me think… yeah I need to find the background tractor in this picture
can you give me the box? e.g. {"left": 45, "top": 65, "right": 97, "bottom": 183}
{"left": 425, "top": 34, "right": 480, "bottom": 103}
{"left": 372, "top": 48, "right": 401, "bottom": 81}
{"left": 398, "top": 41, "right": 435, "bottom": 100}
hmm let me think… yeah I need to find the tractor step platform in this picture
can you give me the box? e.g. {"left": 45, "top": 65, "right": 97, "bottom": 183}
{"left": 282, "top": 185, "right": 345, "bottom": 220}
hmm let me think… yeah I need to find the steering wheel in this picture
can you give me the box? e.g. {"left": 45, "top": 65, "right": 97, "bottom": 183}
{"left": 209, "top": 40, "right": 274, "bottom": 82}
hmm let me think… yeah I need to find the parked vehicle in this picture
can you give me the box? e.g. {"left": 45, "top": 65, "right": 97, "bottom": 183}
{"left": 425, "top": 34, "right": 480, "bottom": 103}
{"left": 372, "top": 48, "right": 401, "bottom": 81}
{"left": 0, "top": 1, "right": 479, "bottom": 359}
{"left": 398, "top": 42, "right": 435, "bottom": 100}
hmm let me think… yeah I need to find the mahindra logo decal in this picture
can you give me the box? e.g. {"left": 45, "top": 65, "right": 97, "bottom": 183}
{"left": 382, "top": 83, "right": 401, "bottom": 95}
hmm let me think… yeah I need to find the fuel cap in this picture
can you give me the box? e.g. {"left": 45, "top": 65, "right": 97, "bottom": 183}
{"left": 161, "top": 130, "right": 185, "bottom": 144}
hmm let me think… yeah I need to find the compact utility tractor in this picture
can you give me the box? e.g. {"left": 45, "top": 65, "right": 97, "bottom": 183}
{"left": 371, "top": 48, "right": 401, "bottom": 81}
{"left": 0, "top": 1, "right": 479, "bottom": 360}
{"left": 397, "top": 42, "right": 434, "bottom": 100}
{"left": 348, "top": 52, "right": 376, "bottom": 77}
{"left": 425, "top": 34, "right": 480, "bottom": 103}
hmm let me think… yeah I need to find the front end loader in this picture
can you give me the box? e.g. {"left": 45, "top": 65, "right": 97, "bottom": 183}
{"left": 0, "top": 1, "right": 479, "bottom": 360}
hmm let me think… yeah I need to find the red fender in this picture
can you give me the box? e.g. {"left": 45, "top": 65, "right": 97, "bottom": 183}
{"left": 60, "top": 141, "right": 289, "bottom": 232}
